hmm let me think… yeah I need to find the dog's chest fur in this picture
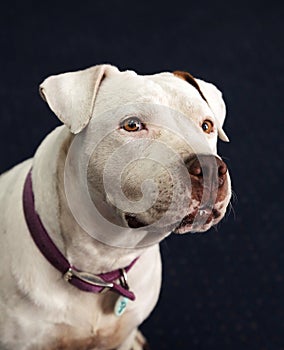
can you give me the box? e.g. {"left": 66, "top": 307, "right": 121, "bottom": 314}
{"left": 37, "top": 315, "right": 129, "bottom": 350}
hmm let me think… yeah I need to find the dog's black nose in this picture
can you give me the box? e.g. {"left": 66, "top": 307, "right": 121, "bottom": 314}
{"left": 185, "top": 155, "right": 228, "bottom": 188}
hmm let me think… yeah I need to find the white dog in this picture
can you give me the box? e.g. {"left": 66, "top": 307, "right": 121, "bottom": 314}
{"left": 0, "top": 64, "right": 231, "bottom": 350}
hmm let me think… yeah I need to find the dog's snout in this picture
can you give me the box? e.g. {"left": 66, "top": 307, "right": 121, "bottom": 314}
{"left": 185, "top": 155, "right": 228, "bottom": 188}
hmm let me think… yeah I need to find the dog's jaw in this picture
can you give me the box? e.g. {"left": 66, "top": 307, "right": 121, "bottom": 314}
{"left": 123, "top": 200, "right": 229, "bottom": 234}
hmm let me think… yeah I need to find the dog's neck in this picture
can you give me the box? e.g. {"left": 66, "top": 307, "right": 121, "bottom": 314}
{"left": 31, "top": 126, "right": 145, "bottom": 273}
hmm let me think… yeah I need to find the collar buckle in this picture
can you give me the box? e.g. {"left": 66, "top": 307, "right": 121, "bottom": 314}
{"left": 64, "top": 267, "right": 114, "bottom": 289}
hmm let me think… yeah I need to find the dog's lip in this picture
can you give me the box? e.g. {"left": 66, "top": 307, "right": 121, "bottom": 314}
{"left": 125, "top": 214, "right": 148, "bottom": 229}
{"left": 173, "top": 208, "right": 221, "bottom": 233}
{"left": 124, "top": 208, "right": 221, "bottom": 232}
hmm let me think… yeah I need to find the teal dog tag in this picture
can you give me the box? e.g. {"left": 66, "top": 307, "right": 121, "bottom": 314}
{"left": 114, "top": 296, "right": 129, "bottom": 316}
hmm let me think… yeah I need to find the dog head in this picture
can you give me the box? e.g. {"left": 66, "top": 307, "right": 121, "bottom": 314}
{"left": 40, "top": 64, "right": 231, "bottom": 243}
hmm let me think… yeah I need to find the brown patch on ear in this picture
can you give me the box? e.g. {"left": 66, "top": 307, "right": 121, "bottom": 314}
{"left": 173, "top": 70, "right": 208, "bottom": 103}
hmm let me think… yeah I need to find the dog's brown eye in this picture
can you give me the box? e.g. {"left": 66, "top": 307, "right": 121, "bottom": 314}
{"left": 121, "top": 117, "right": 144, "bottom": 132}
{"left": 201, "top": 120, "right": 214, "bottom": 134}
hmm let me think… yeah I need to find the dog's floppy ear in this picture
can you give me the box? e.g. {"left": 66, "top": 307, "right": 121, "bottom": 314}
{"left": 39, "top": 64, "right": 119, "bottom": 134}
{"left": 173, "top": 71, "right": 229, "bottom": 142}
{"left": 195, "top": 78, "right": 229, "bottom": 142}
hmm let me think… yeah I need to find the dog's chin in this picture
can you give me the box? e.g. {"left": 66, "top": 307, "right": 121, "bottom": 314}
{"left": 173, "top": 208, "right": 223, "bottom": 234}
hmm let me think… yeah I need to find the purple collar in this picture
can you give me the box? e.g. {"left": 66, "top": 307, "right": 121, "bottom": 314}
{"left": 23, "top": 170, "right": 137, "bottom": 301}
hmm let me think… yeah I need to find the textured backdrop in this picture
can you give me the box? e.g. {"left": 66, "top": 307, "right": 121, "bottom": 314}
{"left": 0, "top": 1, "right": 283, "bottom": 349}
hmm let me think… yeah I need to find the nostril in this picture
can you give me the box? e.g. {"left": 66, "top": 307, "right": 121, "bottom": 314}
{"left": 218, "top": 162, "right": 228, "bottom": 176}
{"left": 185, "top": 156, "right": 202, "bottom": 177}
{"left": 190, "top": 165, "right": 202, "bottom": 177}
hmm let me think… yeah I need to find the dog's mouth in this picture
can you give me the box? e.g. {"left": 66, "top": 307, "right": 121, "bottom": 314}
{"left": 173, "top": 208, "right": 222, "bottom": 234}
{"left": 125, "top": 214, "right": 148, "bottom": 229}
{"left": 124, "top": 207, "right": 223, "bottom": 233}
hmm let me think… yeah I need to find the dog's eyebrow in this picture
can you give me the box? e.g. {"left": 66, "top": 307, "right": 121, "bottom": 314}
{"left": 173, "top": 70, "right": 208, "bottom": 103}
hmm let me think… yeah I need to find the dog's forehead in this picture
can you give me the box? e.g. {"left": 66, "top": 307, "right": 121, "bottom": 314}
{"left": 94, "top": 70, "right": 213, "bottom": 121}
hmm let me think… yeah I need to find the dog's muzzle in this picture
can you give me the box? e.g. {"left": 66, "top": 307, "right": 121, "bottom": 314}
{"left": 124, "top": 154, "right": 230, "bottom": 234}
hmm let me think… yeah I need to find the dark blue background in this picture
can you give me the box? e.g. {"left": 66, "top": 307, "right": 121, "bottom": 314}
{"left": 0, "top": 1, "right": 283, "bottom": 349}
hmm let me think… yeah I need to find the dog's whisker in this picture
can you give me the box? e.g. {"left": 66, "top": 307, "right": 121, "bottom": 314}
{"left": 231, "top": 189, "right": 238, "bottom": 203}
{"left": 225, "top": 201, "right": 236, "bottom": 221}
